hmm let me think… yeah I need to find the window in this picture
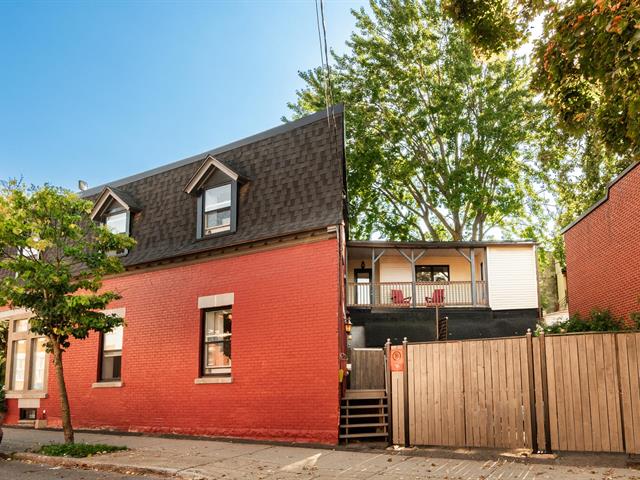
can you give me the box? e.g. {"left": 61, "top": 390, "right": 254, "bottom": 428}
{"left": 415, "top": 265, "right": 450, "bottom": 282}
{"left": 203, "top": 184, "right": 232, "bottom": 235}
{"left": 14, "top": 319, "right": 29, "bottom": 333}
{"left": 29, "top": 337, "right": 47, "bottom": 390}
{"left": 104, "top": 209, "right": 129, "bottom": 256}
{"left": 99, "top": 325, "right": 123, "bottom": 381}
{"left": 202, "top": 308, "right": 232, "bottom": 376}
{"left": 6, "top": 318, "right": 48, "bottom": 394}
{"left": 19, "top": 408, "right": 37, "bottom": 421}
{"left": 105, "top": 210, "right": 128, "bottom": 235}
{"left": 11, "top": 339, "right": 27, "bottom": 390}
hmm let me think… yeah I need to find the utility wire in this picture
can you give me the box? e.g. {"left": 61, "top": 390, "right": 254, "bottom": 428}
{"left": 315, "top": 0, "right": 342, "bottom": 172}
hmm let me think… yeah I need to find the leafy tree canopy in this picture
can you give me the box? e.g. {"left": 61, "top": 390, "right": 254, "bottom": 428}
{"left": 288, "top": 0, "right": 540, "bottom": 241}
{"left": 448, "top": 0, "right": 640, "bottom": 159}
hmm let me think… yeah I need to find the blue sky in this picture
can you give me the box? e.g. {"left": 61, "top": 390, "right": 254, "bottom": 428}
{"left": 0, "top": 1, "right": 365, "bottom": 190}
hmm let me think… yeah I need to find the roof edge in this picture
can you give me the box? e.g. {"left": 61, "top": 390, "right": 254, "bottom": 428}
{"left": 347, "top": 239, "right": 537, "bottom": 248}
{"left": 561, "top": 161, "right": 639, "bottom": 235}
{"left": 80, "top": 104, "right": 344, "bottom": 197}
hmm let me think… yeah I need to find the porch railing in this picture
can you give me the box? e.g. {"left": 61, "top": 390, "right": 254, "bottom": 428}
{"left": 347, "top": 281, "right": 488, "bottom": 308}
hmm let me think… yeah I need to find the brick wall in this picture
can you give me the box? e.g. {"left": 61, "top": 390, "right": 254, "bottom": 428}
{"left": 6, "top": 238, "right": 341, "bottom": 444}
{"left": 564, "top": 163, "right": 640, "bottom": 323}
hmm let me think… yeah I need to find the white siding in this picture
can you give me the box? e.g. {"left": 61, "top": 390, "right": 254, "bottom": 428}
{"left": 486, "top": 246, "right": 539, "bottom": 310}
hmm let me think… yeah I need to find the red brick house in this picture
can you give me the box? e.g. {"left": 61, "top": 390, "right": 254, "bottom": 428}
{"left": 1, "top": 106, "right": 541, "bottom": 444}
{"left": 2, "top": 108, "right": 348, "bottom": 444}
{"left": 562, "top": 161, "right": 640, "bottom": 324}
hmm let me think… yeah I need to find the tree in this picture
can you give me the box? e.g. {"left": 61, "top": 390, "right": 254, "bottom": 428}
{"left": 288, "top": 0, "right": 539, "bottom": 241}
{"left": 447, "top": 0, "right": 640, "bottom": 159}
{"left": 0, "top": 183, "right": 135, "bottom": 443}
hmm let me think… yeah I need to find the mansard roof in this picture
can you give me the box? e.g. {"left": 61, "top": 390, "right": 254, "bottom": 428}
{"left": 81, "top": 106, "right": 346, "bottom": 267}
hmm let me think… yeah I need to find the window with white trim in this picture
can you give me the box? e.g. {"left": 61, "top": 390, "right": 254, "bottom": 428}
{"left": 105, "top": 210, "right": 128, "bottom": 235}
{"left": 99, "top": 325, "right": 123, "bottom": 381}
{"left": 203, "top": 184, "right": 232, "bottom": 235}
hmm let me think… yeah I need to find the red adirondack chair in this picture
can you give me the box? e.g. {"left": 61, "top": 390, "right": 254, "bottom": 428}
{"left": 426, "top": 288, "right": 445, "bottom": 305}
{"left": 391, "top": 289, "right": 411, "bottom": 305}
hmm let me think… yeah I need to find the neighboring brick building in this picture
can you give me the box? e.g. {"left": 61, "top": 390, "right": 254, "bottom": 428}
{"left": 2, "top": 108, "right": 348, "bottom": 444}
{"left": 562, "top": 162, "right": 640, "bottom": 323}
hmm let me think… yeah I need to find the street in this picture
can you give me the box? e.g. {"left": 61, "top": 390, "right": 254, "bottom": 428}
{"left": 2, "top": 428, "right": 640, "bottom": 479}
{"left": 0, "top": 458, "right": 164, "bottom": 479}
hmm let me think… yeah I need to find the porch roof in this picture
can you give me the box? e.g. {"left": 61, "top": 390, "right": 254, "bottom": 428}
{"left": 347, "top": 239, "right": 536, "bottom": 250}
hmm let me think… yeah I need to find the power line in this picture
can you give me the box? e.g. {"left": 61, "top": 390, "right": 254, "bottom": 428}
{"left": 314, "top": 0, "right": 341, "bottom": 164}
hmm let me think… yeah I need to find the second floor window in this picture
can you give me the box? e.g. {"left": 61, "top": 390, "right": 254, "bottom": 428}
{"left": 105, "top": 210, "right": 128, "bottom": 235}
{"left": 203, "top": 184, "right": 231, "bottom": 235}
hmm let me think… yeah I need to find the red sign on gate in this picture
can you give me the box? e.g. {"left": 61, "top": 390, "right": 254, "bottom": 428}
{"left": 389, "top": 345, "right": 404, "bottom": 372}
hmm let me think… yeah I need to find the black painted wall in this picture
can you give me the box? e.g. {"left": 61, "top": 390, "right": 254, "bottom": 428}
{"left": 349, "top": 307, "right": 539, "bottom": 347}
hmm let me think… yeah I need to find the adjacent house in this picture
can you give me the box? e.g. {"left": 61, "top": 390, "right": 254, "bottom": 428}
{"left": 2, "top": 108, "right": 349, "bottom": 444}
{"left": 1, "top": 106, "right": 541, "bottom": 444}
{"left": 562, "top": 161, "right": 640, "bottom": 324}
{"left": 347, "top": 240, "right": 540, "bottom": 346}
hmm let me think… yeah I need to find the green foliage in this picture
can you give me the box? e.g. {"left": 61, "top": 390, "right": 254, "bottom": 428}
{"left": 0, "top": 182, "right": 135, "bottom": 351}
{"left": 445, "top": 0, "right": 544, "bottom": 53}
{"left": 37, "top": 443, "right": 127, "bottom": 458}
{"left": 537, "top": 308, "right": 629, "bottom": 334}
{"left": 0, "top": 388, "right": 6, "bottom": 414}
{"left": 533, "top": 0, "right": 640, "bottom": 158}
{"left": 446, "top": 0, "right": 640, "bottom": 160}
{"left": 288, "top": 0, "right": 539, "bottom": 241}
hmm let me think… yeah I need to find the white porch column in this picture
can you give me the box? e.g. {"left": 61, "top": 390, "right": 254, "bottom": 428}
{"left": 470, "top": 248, "right": 477, "bottom": 306}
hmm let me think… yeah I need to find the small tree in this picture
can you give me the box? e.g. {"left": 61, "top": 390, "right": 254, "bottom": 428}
{"left": 0, "top": 182, "right": 135, "bottom": 443}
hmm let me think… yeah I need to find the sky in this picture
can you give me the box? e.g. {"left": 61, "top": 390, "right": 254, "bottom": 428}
{"left": 0, "top": 0, "right": 365, "bottom": 190}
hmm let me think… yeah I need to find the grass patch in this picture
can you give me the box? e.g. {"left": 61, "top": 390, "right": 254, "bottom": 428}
{"left": 36, "top": 443, "right": 128, "bottom": 458}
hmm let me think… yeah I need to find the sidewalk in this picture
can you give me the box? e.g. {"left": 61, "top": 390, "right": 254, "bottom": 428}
{"left": 2, "top": 427, "right": 639, "bottom": 479}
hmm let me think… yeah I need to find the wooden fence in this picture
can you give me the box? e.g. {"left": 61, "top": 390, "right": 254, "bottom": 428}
{"left": 389, "top": 331, "right": 640, "bottom": 454}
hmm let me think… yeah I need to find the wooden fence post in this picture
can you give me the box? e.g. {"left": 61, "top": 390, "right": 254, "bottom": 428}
{"left": 538, "top": 331, "right": 552, "bottom": 453}
{"left": 403, "top": 337, "right": 410, "bottom": 447}
{"left": 384, "top": 338, "right": 393, "bottom": 446}
{"left": 526, "top": 330, "right": 539, "bottom": 453}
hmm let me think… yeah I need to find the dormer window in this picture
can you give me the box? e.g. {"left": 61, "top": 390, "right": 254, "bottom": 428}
{"left": 91, "top": 186, "right": 140, "bottom": 255}
{"left": 184, "top": 155, "right": 247, "bottom": 239}
{"left": 204, "top": 184, "right": 232, "bottom": 235}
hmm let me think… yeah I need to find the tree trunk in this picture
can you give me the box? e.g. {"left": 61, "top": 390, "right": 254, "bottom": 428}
{"left": 50, "top": 338, "right": 74, "bottom": 444}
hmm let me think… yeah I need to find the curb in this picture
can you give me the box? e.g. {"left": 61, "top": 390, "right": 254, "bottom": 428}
{"left": 10, "top": 452, "right": 183, "bottom": 478}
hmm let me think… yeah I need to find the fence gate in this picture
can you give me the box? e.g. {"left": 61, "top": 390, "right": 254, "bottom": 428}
{"left": 391, "top": 337, "right": 534, "bottom": 448}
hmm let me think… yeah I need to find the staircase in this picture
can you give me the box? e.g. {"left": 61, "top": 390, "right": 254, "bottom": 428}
{"left": 340, "top": 389, "right": 389, "bottom": 443}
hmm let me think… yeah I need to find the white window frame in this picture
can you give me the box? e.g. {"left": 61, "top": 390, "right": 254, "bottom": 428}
{"left": 203, "top": 183, "right": 232, "bottom": 236}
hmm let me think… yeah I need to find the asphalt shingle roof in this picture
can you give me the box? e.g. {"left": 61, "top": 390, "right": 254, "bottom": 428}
{"left": 84, "top": 108, "right": 346, "bottom": 267}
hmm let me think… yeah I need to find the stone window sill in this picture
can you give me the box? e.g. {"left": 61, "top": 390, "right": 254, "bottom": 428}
{"left": 4, "top": 391, "right": 48, "bottom": 399}
{"left": 91, "top": 381, "right": 123, "bottom": 388}
{"left": 194, "top": 376, "right": 232, "bottom": 384}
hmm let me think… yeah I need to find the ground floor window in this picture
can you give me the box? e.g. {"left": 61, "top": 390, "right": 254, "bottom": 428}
{"left": 6, "top": 317, "right": 47, "bottom": 393}
{"left": 29, "top": 337, "right": 47, "bottom": 390}
{"left": 99, "top": 325, "right": 123, "bottom": 381}
{"left": 202, "top": 308, "right": 232, "bottom": 376}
